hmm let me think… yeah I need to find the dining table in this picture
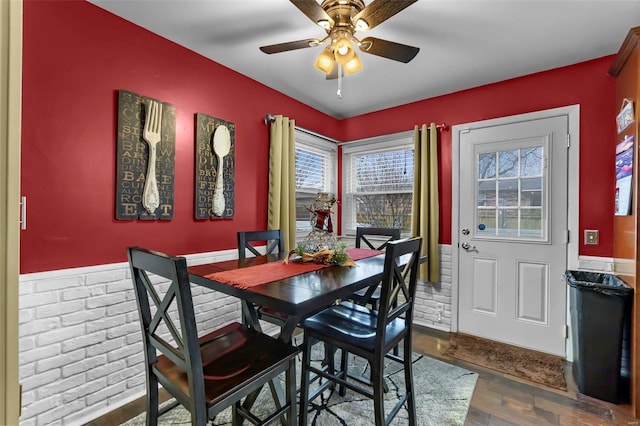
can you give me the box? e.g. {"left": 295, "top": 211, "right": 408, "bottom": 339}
{"left": 187, "top": 248, "right": 387, "bottom": 344}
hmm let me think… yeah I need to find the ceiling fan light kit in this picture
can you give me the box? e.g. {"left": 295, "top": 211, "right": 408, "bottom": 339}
{"left": 260, "top": 0, "right": 419, "bottom": 87}
{"left": 344, "top": 53, "right": 362, "bottom": 75}
{"left": 314, "top": 47, "right": 335, "bottom": 74}
{"left": 334, "top": 35, "right": 355, "bottom": 64}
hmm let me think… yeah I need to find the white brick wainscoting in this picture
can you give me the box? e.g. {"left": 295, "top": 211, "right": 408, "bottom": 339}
{"left": 18, "top": 246, "right": 453, "bottom": 425}
{"left": 413, "top": 245, "right": 453, "bottom": 331}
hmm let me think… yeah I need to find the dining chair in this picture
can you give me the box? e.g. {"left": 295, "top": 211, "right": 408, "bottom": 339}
{"left": 348, "top": 226, "right": 401, "bottom": 310}
{"left": 237, "top": 230, "right": 289, "bottom": 328}
{"left": 298, "top": 237, "right": 422, "bottom": 426}
{"left": 127, "top": 246, "right": 298, "bottom": 426}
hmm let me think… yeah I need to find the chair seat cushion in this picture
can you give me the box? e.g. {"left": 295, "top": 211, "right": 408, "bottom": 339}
{"left": 155, "top": 322, "right": 297, "bottom": 403}
{"left": 301, "top": 302, "right": 406, "bottom": 353}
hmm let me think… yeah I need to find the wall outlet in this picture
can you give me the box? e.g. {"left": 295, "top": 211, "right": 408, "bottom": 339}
{"left": 584, "top": 229, "right": 599, "bottom": 245}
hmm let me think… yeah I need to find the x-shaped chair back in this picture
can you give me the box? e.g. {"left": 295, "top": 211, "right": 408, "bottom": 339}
{"left": 376, "top": 237, "right": 423, "bottom": 346}
{"left": 355, "top": 227, "right": 401, "bottom": 251}
{"left": 128, "top": 247, "right": 207, "bottom": 417}
{"left": 238, "top": 229, "right": 284, "bottom": 259}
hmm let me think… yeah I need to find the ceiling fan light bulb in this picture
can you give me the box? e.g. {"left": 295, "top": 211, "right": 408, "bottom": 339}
{"left": 314, "top": 48, "right": 334, "bottom": 74}
{"left": 334, "top": 37, "right": 355, "bottom": 65}
{"left": 355, "top": 19, "right": 369, "bottom": 32}
{"left": 344, "top": 54, "right": 362, "bottom": 75}
{"left": 317, "top": 19, "right": 331, "bottom": 29}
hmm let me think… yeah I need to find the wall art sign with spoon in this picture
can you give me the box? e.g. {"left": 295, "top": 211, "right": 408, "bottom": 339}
{"left": 115, "top": 89, "right": 175, "bottom": 220}
{"left": 195, "top": 113, "right": 235, "bottom": 219}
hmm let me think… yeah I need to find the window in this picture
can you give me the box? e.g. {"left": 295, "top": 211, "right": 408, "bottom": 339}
{"left": 475, "top": 144, "right": 546, "bottom": 240}
{"left": 342, "top": 132, "right": 414, "bottom": 236}
{"left": 295, "top": 129, "right": 337, "bottom": 236}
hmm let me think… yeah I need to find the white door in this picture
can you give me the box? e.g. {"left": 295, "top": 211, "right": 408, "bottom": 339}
{"left": 458, "top": 115, "right": 568, "bottom": 356}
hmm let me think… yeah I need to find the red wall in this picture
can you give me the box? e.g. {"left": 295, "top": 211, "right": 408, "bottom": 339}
{"left": 21, "top": 0, "right": 615, "bottom": 273}
{"left": 339, "top": 57, "right": 617, "bottom": 257}
{"left": 21, "top": 0, "right": 340, "bottom": 273}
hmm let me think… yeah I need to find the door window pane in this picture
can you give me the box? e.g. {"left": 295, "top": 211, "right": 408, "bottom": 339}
{"left": 521, "top": 177, "right": 542, "bottom": 206}
{"left": 497, "top": 179, "right": 519, "bottom": 207}
{"left": 498, "top": 150, "right": 518, "bottom": 177}
{"left": 478, "top": 152, "right": 496, "bottom": 179}
{"left": 521, "top": 208, "right": 543, "bottom": 238}
{"left": 475, "top": 145, "right": 546, "bottom": 240}
{"left": 521, "top": 147, "right": 543, "bottom": 177}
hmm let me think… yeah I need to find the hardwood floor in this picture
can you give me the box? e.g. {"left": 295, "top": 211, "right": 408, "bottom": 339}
{"left": 86, "top": 326, "right": 638, "bottom": 425}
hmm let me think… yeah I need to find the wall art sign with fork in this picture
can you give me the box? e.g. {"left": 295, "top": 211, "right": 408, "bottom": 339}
{"left": 195, "top": 113, "right": 235, "bottom": 219}
{"left": 116, "top": 89, "right": 176, "bottom": 220}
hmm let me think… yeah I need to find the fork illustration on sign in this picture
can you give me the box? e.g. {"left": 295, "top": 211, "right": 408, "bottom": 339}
{"left": 142, "top": 100, "right": 162, "bottom": 214}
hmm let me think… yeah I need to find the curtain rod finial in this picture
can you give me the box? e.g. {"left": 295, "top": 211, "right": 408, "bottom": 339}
{"left": 264, "top": 113, "right": 275, "bottom": 125}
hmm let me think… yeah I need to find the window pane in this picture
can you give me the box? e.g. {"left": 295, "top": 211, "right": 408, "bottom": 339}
{"left": 478, "top": 152, "right": 496, "bottom": 179}
{"left": 354, "top": 150, "right": 414, "bottom": 192}
{"left": 477, "top": 209, "right": 496, "bottom": 236}
{"left": 354, "top": 193, "right": 413, "bottom": 230}
{"left": 496, "top": 208, "right": 519, "bottom": 236}
{"left": 294, "top": 131, "right": 336, "bottom": 238}
{"left": 521, "top": 177, "right": 542, "bottom": 206}
{"left": 343, "top": 136, "right": 414, "bottom": 235}
{"left": 296, "top": 147, "right": 324, "bottom": 191}
{"left": 498, "top": 150, "right": 518, "bottom": 177}
{"left": 295, "top": 193, "right": 316, "bottom": 233}
{"left": 521, "top": 208, "right": 543, "bottom": 238}
{"left": 521, "top": 147, "right": 543, "bottom": 177}
{"left": 497, "top": 179, "right": 518, "bottom": 206}
{"left": 478, "top": 180, "right": 496, "bottom": 207}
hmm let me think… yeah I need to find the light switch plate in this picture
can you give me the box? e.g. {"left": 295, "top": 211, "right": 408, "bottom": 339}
{"left": 584, "top": 229, "right": 599, "bottom": 245}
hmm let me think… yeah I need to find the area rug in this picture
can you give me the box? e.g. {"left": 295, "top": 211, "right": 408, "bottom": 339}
{"left": 121, "top": 348, "right": 478, "bottom": 425}
{"left": 444, "top": 333, "right": 567, "bottom": 390}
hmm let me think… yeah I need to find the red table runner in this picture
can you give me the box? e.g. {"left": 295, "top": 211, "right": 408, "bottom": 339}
{"left": 205, "top": 248, "right": 384, "bottom": 289}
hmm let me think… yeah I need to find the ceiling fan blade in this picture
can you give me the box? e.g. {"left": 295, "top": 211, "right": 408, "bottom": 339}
{"left": 353, "top": 0, "right": 417, "bottom": 30}
{"left": 359, "top": 37, "right": 419, "bottom": 63}
{"left": 260, "top": 39, "right": 318, "bottom": 54}
{"left": 290, "top": 0, "right": 334, "bottom": 27}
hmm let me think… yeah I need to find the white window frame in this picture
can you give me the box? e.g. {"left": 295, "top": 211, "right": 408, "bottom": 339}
{"left": 341, "top": 130, "right": 414, "bottom": 236}
{"left": 295, "top": 129, "right": 338, "bottom": 239}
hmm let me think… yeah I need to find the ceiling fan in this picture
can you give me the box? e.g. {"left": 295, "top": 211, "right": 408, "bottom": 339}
{"left": 259, "top": 0, "right": 419, "bottom": 79}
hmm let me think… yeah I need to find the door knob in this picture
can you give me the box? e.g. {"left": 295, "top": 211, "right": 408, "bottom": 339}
{"left": 461, "top": 242, "right": 476, "bottom": 251}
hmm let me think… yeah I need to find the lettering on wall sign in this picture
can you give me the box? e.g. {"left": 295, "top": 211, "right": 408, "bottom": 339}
{"left": 195, "top": 113, "right": 235, "bottom": 219}
{"left": 116, "top": 89, "right": 176, "bottom": 220}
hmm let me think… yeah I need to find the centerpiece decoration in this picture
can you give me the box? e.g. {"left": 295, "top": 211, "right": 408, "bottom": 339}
{"left": 284, "top": 192, "right": 355, "bottom": 266}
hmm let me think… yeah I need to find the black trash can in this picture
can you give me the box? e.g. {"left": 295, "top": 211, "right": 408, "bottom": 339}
{"left": 565, "top": 270, "right": 633, "bottom": 403}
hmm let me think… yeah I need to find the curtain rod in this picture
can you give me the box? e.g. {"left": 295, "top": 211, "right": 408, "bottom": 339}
{"left": 264, "top": 113, "right": 447, "bottom": 142}
{"left": 264, "top": 113, "right": 339, "bottom": 143}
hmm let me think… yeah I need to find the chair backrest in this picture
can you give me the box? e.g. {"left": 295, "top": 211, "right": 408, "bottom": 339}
{"left": 355, "top": 227, "right": 401, "bottom": 250}
{"left": 237, "top": 229, "right": 284, "bottom": 260}
{"left": 376, "top": 237, "right": 423, "bottom": 345}
{"left": 127, "top": 247, "right": 206, "bottom": 412}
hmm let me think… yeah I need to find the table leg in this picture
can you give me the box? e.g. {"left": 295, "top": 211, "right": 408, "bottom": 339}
{"left": 241, "top": 301, "right": 262, "bottom": 332}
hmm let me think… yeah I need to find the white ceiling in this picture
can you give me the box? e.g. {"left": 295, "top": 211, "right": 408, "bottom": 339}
{"left": 88, "top": 0, "right": 640, "bottom": 119}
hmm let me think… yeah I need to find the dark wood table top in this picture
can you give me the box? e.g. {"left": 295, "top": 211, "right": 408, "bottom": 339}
{"left": 188, "top": 253, "right": 386, "bottom": 319}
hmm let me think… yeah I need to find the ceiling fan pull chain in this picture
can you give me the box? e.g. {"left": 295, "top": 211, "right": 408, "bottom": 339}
{"left": 337, "top": 63, "right": 343, "bottom": 99}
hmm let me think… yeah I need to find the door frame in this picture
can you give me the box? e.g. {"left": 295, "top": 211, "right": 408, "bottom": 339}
{"left": 451, "top": 105, "right": 580, "bottom": 348}
{"left": 1, "top": 0, "right": 22, "bottom": 423}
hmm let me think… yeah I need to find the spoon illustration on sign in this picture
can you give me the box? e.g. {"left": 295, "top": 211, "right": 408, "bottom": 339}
{"left": 212, "top": 125, "right": 231, "bottom": 217}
